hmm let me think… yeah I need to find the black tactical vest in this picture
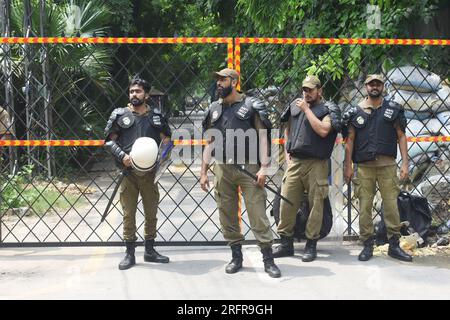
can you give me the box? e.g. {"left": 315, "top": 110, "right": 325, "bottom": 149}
{"left": 209, "top": 97, "right": 260, "bottom": 164}
{"left": 116, "top": 108, "right": 167, "bottom": 153}
{"left": 287, "top": 101, "right": 337, "bottom": 159}
{"left": 351, "top": 99, "right": 400, "bottom": 163}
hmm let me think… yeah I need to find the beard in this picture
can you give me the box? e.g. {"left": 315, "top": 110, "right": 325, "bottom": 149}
{"left": 217, "top": 85, "right": 232, "bottom": 99}
{"left": 304, "top": 97, "right": 315, "bottom": 104}
{"left": 368, "top": 90, "right": 382, "bottom": 98}
{"left": 304, "top": 95, "right": 319, "bottom": 104}
{"left": 130, "top": 97, "right": 145, "bottom": 106}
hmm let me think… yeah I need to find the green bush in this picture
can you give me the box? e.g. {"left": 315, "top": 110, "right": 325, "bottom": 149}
{"left": 1, "top": 164, "right": 84, "bottom": 215}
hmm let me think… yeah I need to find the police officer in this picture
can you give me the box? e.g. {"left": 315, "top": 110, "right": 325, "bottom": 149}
{"left": 273, "top": 75, "right": 341, "bottom": 262}
{"left": 343, "top": 74, "right": 412, "bottom": 262}
{"left": 105, "top": 77, "right": 171, "bottom": 270}
{"left": 200, "top": 68, "right": 281, "bottom": 278}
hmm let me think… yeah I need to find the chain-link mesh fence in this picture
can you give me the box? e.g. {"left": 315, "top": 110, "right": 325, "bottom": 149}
{"left": 0, "top": 36, "right": 449, "bottom": 246}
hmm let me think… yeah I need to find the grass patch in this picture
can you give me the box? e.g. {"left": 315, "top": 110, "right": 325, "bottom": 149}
{"left": 1, "top": 165, "right": 87, "bottom": 216}
{"left": 23, "top": 186, "right": 84, "bottom": 215}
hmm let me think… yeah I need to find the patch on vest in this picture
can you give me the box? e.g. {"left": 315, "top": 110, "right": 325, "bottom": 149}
{"left": 237, "top": 105, "right": 250, "bottom": 118}
{"left": 383, "top": 108, "right": 394, "bottom": 120}
{"left": 356, "top": 116, "right": 365, "bottom": 125}
{"left": 153, "top": 116, "right": 161, "bottom": 126}
{"left": 122, "top": 117, "right": 131, "bottom": 126}
{"left": 212, "top": 110, "right": 219, "bottom": 121}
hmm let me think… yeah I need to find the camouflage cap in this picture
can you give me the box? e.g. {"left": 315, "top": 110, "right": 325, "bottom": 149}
{"left": 364, "top": 74, "right": 385, "bottom": 84}
{"left": 302, "top": 75, "right": 321, "bottom": 89}
{"left": 214, "top": 68, "right": 239, "bottom": 80}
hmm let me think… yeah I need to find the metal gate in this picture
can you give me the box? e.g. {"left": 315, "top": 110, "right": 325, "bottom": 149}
{"left": 0, "top": 35, "right": 449, "bottom": 246}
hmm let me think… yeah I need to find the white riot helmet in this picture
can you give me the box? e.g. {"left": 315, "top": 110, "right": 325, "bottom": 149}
{"left": 129, "top": 137, "right": 159, "bottom": 172}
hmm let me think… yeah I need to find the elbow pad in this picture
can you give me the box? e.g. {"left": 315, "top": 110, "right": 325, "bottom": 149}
{"left": 325, "top": 101, "right": 342, "bottom": 133}
{"left": 105, "top": 140, "right": 126, "bottom": 163}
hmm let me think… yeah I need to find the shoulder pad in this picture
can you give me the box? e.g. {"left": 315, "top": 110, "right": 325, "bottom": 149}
{"left": 245, "top": 96, "right": 267, "bottom": 111}
{"left": 325, "top": 101, "right": 342, "bottom": 132}
{"left": 324, "top": 100, "right": 338, "bottom": 112}
{"left": 114, "top": 107, "right": 127, "bottom": 116}
{"left": 342, "top": 106, "right": 357, "bottom": 125}
{"left": 244, "top": 97, "right": 271, "bottom": 128}
{"left": 387, "top": 99, "right": 402, "bottom": 110}
{"left": 116, "top": 108, "right": 134, "bottom": 129}
{"left": 350, "top": 108, "right": 369, "bottom": 128}
{"left": 114, "top": 107, "right": 130, "bottom": 118}
{"left": 341, "top": 105, "right": 357, "bottom": 138}
{"left": 105, "top": 107, "right": 132, "bottom": 139}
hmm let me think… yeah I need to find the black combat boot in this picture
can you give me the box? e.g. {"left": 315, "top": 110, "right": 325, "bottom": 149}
{"left": 358, "top": 237, "right": 374, "bottom": 261}
{"left": 272, "top": 235, "right": 294, "bottom": 258}
{"left": 225, "top": 244, "right": 243, "bottom": 274}
{"left": 261, "top": 247, "right": 281, "bottom": 278}
{"left": 119, "top": 242, "right": 136, "bottom": 270}
{"left": 388, "top": 235, "right": 413, "bottom": 262}
{"left": 302, "top": 239, "right": 317, "bottom": 262}
{"left": 144, "top": 239, "right": 170, "bottom": 263}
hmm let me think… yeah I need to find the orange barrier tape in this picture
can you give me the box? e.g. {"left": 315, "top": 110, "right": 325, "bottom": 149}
{"left": 227, "top": 39, "right": 234, "bottom": 69}
{"left": 408, "top": 136, "right": 450, "bottom": 143}
{"left": 236, "top": 38, "right": 450, "bottom": 46}
{"left": 0, "top": 37, "right": 232, "bottom": 44}
{"left": 0, "top": 140, "right": 105, "bottom": 147}
{"left": 173, "top": 140, "right": 207, "bottom": 146}
{"left": 1, "top": 137, "right": 449, "bottom": 147}
{"left": 234, "top": 38, "right": 241, "bottom": 91}
{"left": 270, "top": 138, "right": 284, "bottom": 145}
{"left": 1, "top": 37, "right": 447, "bottom": 46}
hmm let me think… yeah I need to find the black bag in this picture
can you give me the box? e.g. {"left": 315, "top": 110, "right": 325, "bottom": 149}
{"left": 397, "top": 191, "right": 432, "bottom": 238}
{"left": 376, "top": 191, "right": 432, "bottom": 245}
{"left": 271, "top": 188, "right": 333, "bottom": 241}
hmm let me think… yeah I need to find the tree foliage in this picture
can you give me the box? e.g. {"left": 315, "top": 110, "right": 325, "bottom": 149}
{"left": 235, "top": 0, "right": 444, "bottom": 83}
{"left": 3, "top": 0, "right": 447, "bottom": 174}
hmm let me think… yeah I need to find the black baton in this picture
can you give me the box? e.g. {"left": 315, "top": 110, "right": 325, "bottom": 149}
{"left": 234, "top": 164, "right": 294, "bottom": 206}
{"left": 101, "top": 169, "right": 128, "bottom": 223}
